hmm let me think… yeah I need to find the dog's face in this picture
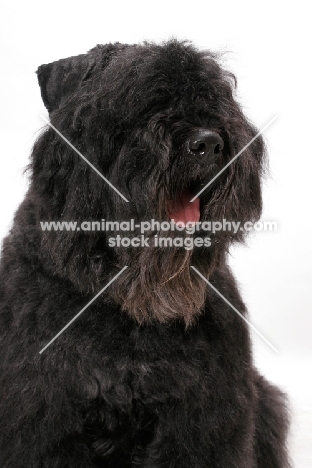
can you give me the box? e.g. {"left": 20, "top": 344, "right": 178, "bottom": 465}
{"left": 32, "top": 40, "right": 265, "bottom": 325}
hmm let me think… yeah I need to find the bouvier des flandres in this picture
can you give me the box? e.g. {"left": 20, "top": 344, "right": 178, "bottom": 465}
{"left": 0, "top": 40, "right": 289, "bottom": 467}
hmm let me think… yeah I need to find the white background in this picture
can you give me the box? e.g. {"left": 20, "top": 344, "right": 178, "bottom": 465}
{"left": 1, "top": 1, "right": 311, "bottom": 465}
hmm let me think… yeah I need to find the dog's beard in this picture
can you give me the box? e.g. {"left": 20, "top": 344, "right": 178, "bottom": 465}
{"left": 109, "top": 229, "right": 218, "bottom": 326}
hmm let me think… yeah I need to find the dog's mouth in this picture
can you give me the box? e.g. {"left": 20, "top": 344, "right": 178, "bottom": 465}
{"left": 167, "top": 183, "right": 201, "bottom": 224}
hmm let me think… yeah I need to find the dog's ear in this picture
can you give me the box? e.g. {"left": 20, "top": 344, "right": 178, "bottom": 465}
{"left": 37, "top": 44, "right": 123, "bottom": 113}
{"left": 36, "top": 53, "right": 94, "bottom": 113}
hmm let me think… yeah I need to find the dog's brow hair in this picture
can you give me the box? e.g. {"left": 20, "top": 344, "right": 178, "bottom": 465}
{"left": 39, "top": 266, "right": 128, "bottom": 354}
{"left": 191, "top": 266, "right": 279, "bottom": 353}
{"left": 40, "top": 115, "right": 129, "bottom": 202}
{"left": 190, "top": 115, "right": 278, "bottom": 202}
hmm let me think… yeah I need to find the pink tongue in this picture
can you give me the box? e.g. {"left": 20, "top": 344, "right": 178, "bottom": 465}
{"left": 167, "top": 188, "right": 200, "bottom": 224}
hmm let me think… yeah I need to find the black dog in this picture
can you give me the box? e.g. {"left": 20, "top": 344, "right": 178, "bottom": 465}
{"left": 0, "top": 40, "right": 289, "bottom": 467}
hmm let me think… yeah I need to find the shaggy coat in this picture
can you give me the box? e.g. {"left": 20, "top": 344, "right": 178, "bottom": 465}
{"left": 0, "top": 40, "right": 289, "bottom": 467}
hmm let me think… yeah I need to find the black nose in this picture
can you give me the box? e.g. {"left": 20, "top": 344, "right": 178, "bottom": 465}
{"left": 188, "top": 130, "right": 224, "bottom": 159}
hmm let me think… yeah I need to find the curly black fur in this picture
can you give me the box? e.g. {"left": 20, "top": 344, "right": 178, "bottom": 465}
{"left": 0, "top": 40, "right": 290, "bottom": 467}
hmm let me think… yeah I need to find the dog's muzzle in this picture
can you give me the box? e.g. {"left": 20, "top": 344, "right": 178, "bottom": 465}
{"left": 166, "top": 130, "right": 224, "bottom": 225}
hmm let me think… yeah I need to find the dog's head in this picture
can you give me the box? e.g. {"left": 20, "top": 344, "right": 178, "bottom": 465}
{"left": 33, "top": 40, "right": 265, "bottom": 325}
